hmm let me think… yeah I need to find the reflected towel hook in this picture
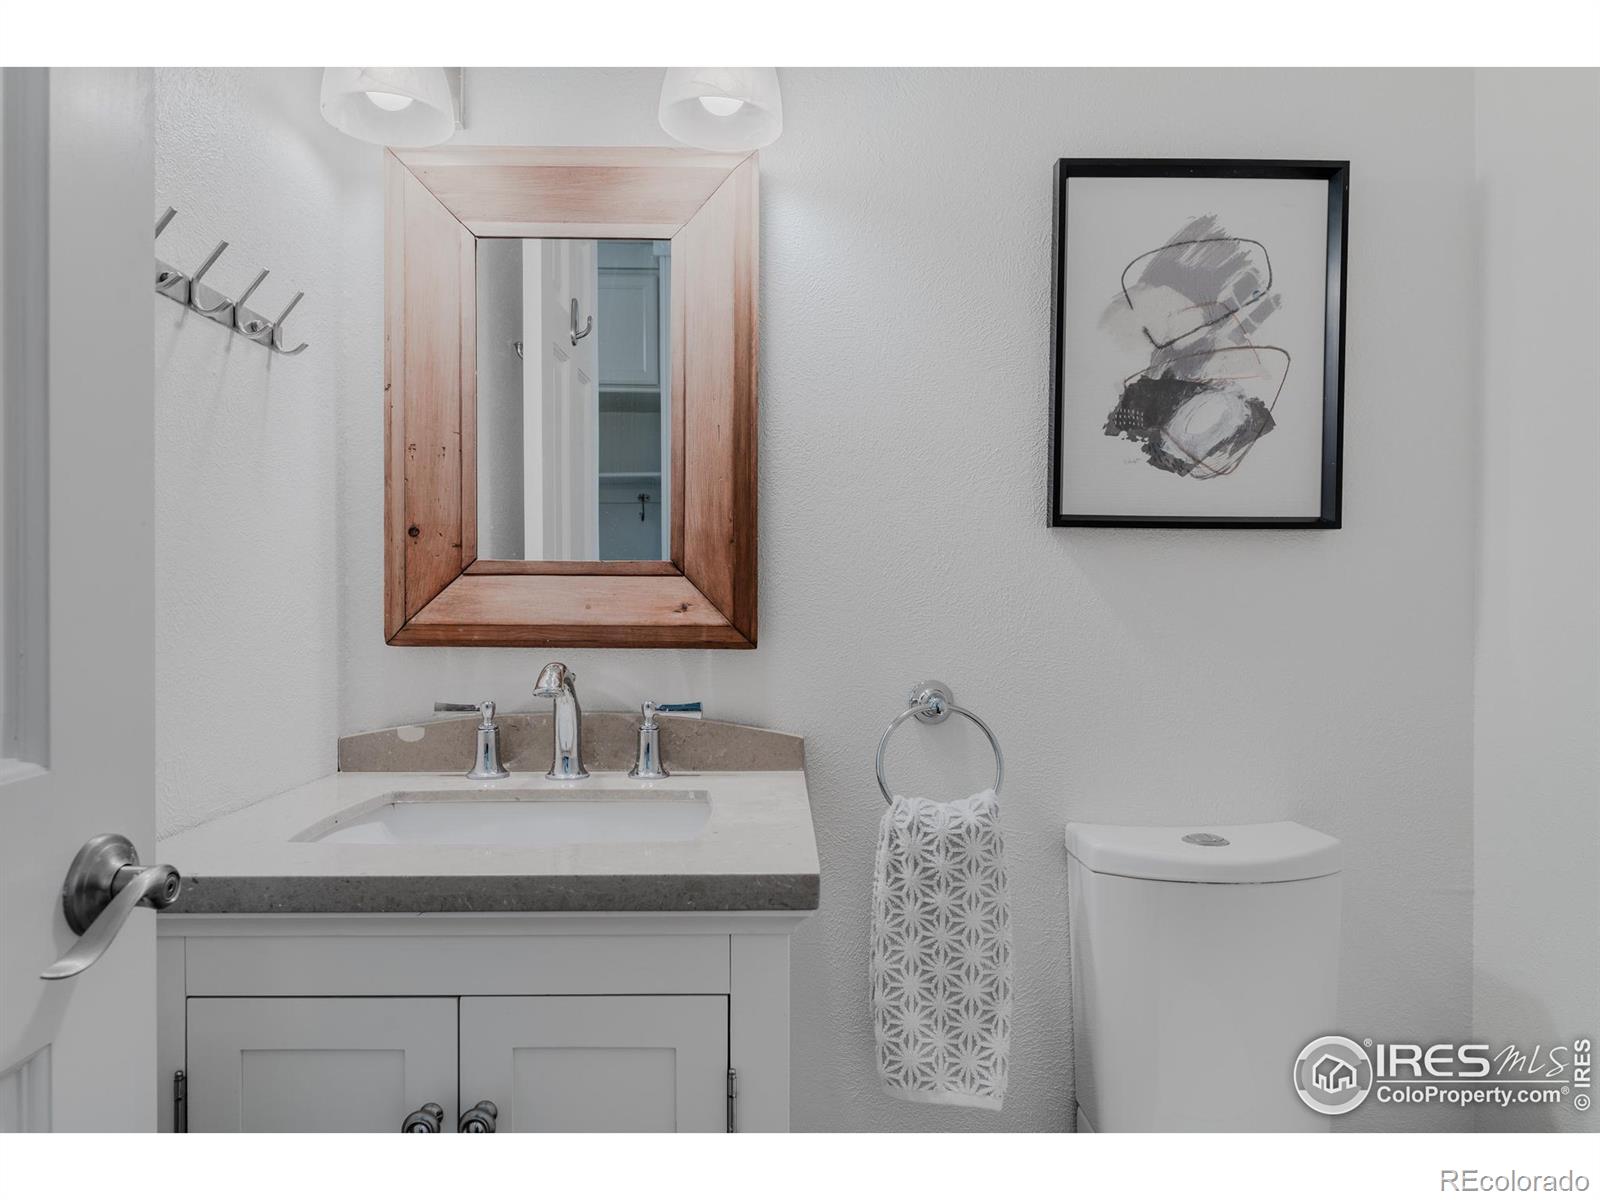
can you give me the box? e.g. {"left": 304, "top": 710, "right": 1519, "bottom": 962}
{"left": 569, "top": 297, "right": 593, "bottom": 345}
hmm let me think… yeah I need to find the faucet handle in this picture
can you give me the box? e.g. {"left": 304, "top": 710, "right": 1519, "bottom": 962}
{"left": 630, "top": 702, "right": 701, "bottom": 781}
{"left": 435, "top": 700, "right": 497, "bottom": 726}
{"left": 643, "top": 701, "right": 702, "bottom": 725}
{"left": 435, "top": 701, "right": 509, "bottom": 780}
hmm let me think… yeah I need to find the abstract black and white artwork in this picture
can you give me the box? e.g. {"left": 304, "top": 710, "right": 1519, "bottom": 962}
{"left": 1049, "top": 160, "right": 1348, "bottom": 527}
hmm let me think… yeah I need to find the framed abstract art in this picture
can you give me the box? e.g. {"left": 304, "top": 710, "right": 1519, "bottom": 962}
{"left": 1048, "top": 159, "right": 1349, "bottom": 528}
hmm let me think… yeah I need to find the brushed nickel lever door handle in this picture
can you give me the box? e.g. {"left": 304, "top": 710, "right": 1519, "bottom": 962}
{"left": 40, "top": 834, "right": 182, "bottom": 980}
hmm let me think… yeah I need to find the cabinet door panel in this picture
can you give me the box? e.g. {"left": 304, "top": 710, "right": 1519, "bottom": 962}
{"left": 460, "top": 996, "right": 726, "bottom": 1132}
{"left": 187, "top": 997, "right": 457, "bottom": 1133}
{"left": 598, "top": 270, "right": 660, "bottom": 387}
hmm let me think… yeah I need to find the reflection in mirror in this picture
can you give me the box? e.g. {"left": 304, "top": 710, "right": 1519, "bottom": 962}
{"left": 476, "top": 238, "right": 671, "bottom": 562}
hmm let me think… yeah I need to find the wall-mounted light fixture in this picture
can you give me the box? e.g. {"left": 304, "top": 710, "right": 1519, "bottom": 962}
{"left": 658, "top": 68, "right": 783, "bottom": 151}
{"left": 319, "top": 68, "right": 459, "bottom": 147}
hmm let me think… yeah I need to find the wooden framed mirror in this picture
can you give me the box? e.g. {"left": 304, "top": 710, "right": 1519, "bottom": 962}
{"left": 384, "top": 147, "right": 758, "bottom": 648}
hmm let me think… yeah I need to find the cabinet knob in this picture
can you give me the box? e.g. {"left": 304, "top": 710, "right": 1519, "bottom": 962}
{"left": 401, "top": 1102, "right": 444, "bottom": 1133}
{"left": 458, "top": 1100, "right": 498, "bottom": 1133}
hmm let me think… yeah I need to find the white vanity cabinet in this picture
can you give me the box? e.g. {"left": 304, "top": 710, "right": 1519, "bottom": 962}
{"left": 159, "top": 914, "right": 797, "bottom": 1134}
{"left": 154, "top": 764, "right": 819, "bottom": 1133}
{"left": 186, "top": 997, "right": 459, "bottom": 1133}
{"left": 459, "top": 996, "right": 727, "bottom": 1132}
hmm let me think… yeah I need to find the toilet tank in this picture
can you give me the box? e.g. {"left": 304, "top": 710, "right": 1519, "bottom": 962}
{"left": 1066, "top": 821, "right": 1342, "bottom": 1133}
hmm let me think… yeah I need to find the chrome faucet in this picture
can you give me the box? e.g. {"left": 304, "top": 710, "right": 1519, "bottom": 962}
{"left": 532, "top": 662, "right": 588, "bottom": 780}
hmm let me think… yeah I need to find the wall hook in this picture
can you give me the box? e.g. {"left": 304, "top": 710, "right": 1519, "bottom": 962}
{"left": 153, "top": 207, "right": 190, "bottom": 303}
{"left": 569, "top": 297, "right": 593, "bottom": 345}
{"left": 186, "top": 241, "right": 232, "bottom": 315}
{"left": 268, "top": 292, "right": 308, "bottom": 356}
{"left": 230, "top": 269, "right": 270, "bottom": 335}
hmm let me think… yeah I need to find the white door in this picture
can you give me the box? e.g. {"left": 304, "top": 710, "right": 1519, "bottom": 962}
{"left": 185, "top": 998, "right": 458, "bottom": 1133}
{"left": 0, "top": 68, "right": 157, "bottom": 1132}
{"left": 532, "top": 238, "right": 599, "bottom": 559}
{"left": 459, "top": 996, "right": 727, "bottom": 1132}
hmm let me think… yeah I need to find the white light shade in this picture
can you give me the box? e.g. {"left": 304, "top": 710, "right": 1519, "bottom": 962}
{"left": 320, "top": 68, "right": 455, "bottom": 147}
{"left": 658, "top": 68, "right": 782, "bottom": 152}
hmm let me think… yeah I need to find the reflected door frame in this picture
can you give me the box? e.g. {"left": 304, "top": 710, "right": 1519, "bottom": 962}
{"left": 524, "top": 239, "right": 599, "bottom": 560}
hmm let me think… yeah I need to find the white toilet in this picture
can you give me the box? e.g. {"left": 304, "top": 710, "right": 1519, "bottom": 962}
{"left": 1065, "top": 821, "right": 1342, "bottom": 1132}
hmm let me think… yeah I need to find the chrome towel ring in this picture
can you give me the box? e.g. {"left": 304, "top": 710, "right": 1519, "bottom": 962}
{"left": 875, "top": 679, "right": 1003, "bottom": 805}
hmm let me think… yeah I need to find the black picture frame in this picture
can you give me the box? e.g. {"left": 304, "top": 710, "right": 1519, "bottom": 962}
{"left": 1048, "top": 158, "right": 1349, "bottom": 529}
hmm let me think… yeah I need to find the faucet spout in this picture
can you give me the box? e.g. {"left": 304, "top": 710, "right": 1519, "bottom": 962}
{"left": 532, "top": 662, "right": 569, "bottom": 698}
{"left": 533, "top": 662, "right": 588, "bottom": 780}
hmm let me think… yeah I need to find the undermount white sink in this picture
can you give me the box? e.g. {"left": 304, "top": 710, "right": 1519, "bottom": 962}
{"left": 299, "top": 789, "right": 712, "bottom": 848}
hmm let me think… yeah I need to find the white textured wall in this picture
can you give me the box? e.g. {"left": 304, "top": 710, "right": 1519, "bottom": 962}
{"left": 1471, "top": 68, "right": 1600, "bottom": 1134}
{"left": 154, "top": 69, "right": 357, "bottom": 833}
{"left": 160, "top": 69, "right": 1487, "bottom": 1132}
{"left": 341, "top": 69, "right": 1482, "bottom": 1132}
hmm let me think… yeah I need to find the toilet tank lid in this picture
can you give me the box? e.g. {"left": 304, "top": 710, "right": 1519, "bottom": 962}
{"left": 1064, "top": 821, "right": 1341, "bottom": 883}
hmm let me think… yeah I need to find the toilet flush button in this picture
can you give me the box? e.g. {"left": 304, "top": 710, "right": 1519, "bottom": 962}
{"left": 1182, "top": 832, "right": 1230, "bottom": 847}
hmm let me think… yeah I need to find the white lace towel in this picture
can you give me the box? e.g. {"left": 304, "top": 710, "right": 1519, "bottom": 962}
{"left": 870, "top": 788, "right": 1011, "bottom": 1111}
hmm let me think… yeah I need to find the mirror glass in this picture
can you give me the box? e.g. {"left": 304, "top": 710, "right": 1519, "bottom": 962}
{"left": 476, "top": 238, "right": 671, "bottom": 561}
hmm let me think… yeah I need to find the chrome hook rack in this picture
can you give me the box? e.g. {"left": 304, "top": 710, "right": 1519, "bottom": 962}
{"left": 153, "top": 206, "right": 310, "bottom": 357}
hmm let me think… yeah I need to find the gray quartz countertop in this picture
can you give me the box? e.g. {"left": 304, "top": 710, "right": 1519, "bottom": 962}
{"left": 157, "top": 770, "right": 820, "bottom": 914}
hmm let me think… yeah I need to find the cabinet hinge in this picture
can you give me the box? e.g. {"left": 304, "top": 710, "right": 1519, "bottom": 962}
{"left": 173, "top": 1069, "right": 188, "bottom": 1133}
{"left": 726, "top": 1067, "right": 738, "bottom": 1134}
